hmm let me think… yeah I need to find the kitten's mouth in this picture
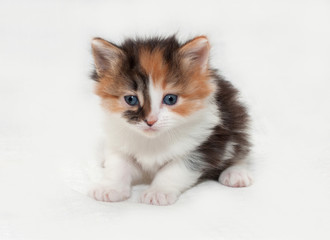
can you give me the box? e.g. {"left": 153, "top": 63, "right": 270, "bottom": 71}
{"left": 143, "top": 127, "right": 158, "bottom": 132}
{"left": 141, "top": 126, "right": 161, "bottom": 135}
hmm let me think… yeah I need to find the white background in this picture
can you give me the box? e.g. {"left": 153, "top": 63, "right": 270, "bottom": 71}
{"left": 1, "top": 0, "right": 330, "bottom": 239}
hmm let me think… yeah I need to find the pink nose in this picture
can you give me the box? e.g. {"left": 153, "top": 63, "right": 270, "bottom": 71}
{"left": 144, "top": 119, "right": 157, "bottom": 127}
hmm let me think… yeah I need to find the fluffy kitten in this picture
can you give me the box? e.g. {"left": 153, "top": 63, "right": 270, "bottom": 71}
{"left": 89, "top": 35, "right": 252, "bottom": 205}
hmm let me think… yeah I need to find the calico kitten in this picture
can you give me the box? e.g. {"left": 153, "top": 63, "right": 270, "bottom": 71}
{"left": 89, "top": 35, "right": 252, "bottom": 205}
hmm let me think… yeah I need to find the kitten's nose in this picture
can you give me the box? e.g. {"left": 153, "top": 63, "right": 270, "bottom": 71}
{"left": 144, "top": 118, "right": 157, "bottom": 127}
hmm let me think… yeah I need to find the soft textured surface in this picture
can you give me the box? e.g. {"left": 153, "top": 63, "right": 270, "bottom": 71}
{"left": 1, "top": 0, "right": 329, "bottom": 239}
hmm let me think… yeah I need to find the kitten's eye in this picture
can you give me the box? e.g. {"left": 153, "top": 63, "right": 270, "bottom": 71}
{"left": 163, "top": 94, "right": 178, "bottom": 105}
{"left": 124, "top": 95, "right": 139, "bottom": 106}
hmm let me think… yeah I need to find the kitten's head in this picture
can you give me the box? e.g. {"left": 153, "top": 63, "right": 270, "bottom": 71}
{"left": 91, "top": 36, "right": 216, "bottom": 137}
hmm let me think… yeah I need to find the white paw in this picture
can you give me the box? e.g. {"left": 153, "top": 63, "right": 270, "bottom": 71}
{"left": 219, "top": 167, "right": 253, "bottom": 188}
{"left": 89, "top": 185, "right": 130, "bottom": 202}
{"left": 140, "top": 189, "right": 179, "bottom": 206}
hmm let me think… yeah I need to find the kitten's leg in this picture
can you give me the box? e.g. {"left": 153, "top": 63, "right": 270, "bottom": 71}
{"left": 89, "top": 149, "right": 142, "bottom": 202}
{"left": 140, "top": 160, "right": 200, "bottom": 206}
{"left": 219, "top": 162, "right": 253, "bottom": 187}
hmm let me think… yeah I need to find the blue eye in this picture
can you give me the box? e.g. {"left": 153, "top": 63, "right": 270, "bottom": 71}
{"left": 163, "top": 94, "right": 178, "bottom": 105}
{"left": 124, "top": 95, "right": 139, "bottom": 106}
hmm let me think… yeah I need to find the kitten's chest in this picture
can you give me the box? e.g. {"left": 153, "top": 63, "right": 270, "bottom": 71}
{"left": 113, "top": 132, "right": 189, "bottom": 171}
{"left": 104, "top": 104, "right": 220, "bottom": 171}
{"left": 105, "top": 126, "right": 208, "bottom": 172}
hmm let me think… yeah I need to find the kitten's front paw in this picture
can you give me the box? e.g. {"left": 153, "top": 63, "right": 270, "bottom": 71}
{"left": 89, "top": 185, "right": 130, "bottom": 202}
{"left": 140, "top": 188, "right": 179, "bottom": 206}
{"left": 219, "top": 167, "right": 253, "bottom": 188}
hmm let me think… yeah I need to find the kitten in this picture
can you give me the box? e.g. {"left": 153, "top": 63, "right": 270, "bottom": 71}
{"left": 89, "top": 35, "right": 252, "bottom": 205}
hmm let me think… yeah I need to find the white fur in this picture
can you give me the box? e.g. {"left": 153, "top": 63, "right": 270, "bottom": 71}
{"left": 147, "top": 77, "right": 163, "bottom": 121}
{"left": 88, "top": 150, "right": 138, "bottom": 202}
{"left": 103, "top": 98, "right": 220, "bottom": 172}
{"left": 140, "top": 160, "right": 201, "bottom": 205}
{"left": 219, "top": 163, "right": 253, "bottom": 187}
{"left": 90, "top": 78, "right": 221, "bottom": 205}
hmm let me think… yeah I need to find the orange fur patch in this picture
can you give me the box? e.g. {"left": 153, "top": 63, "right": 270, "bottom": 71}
{"left": 95, "top": 74, "right": 130, "bottom": 113}
{"left": 101, "top": 97, "right": 125, "bottom": 113}
{"left": 92, "top": 38, "right": 129, "bottom": 114}
{"left": 170, "top": 86, "right": 213, "bottom": 116}
{"left": 167, "top": 66, "right": 214, "bottom": 116}
{"left": 171, "top": 99, "right": 204, "bottom": 116}
{"left": 139, "top": 48, "right": 168, "bottom": 88}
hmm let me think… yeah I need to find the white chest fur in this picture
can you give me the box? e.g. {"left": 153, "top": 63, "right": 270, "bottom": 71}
{"left": 103, "top": 102, "right": 220, "bottom": 172}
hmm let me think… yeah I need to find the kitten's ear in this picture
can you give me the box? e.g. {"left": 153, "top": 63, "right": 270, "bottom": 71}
{"left": 179, "top": 36, "right": 210, "bottom": 72}
{"left": 91, "top": 38, "right": 123, "bottom": 74}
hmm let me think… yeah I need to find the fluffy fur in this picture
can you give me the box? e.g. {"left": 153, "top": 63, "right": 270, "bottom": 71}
{"left": 89, "top": 35, "right": 252, "bottom": 205}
